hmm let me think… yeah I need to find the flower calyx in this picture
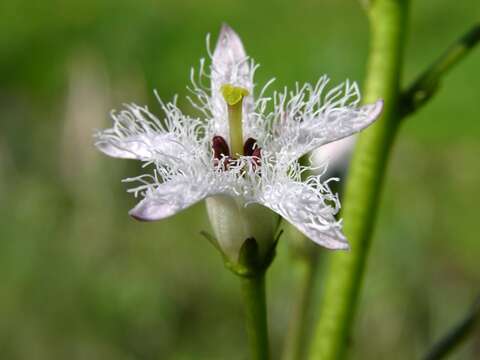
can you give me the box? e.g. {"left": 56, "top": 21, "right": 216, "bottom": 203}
{"left": 201, "top": 232, "right": 280, "bottom": 277}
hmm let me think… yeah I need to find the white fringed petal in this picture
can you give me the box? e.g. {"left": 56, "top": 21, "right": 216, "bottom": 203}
{"left": 129, "top": 178, "right": 212, "bottom": 221}
{"left": 266, "top": 78, "right": 383, "bottom": 160}
{"left": 210, "top": 24, "right": 254, "bottom": 139}
{"left": 257, "top": 176, "right": 348, "bottom": 250}
{"left": 212, "top": 24, "right": 252, "bottom": 95}
{"left": 300, "top": 99, "right": 383, "bottom": 154}
{"left": 96, "top": 131, "right": 181, "bottom": 160}
{"left": 95, "top": 101, "right": 205, "bottom": 162}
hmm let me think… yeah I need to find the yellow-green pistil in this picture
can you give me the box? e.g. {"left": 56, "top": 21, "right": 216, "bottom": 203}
{"left": 221, "top": 84, "right": 249, "bottom": 157}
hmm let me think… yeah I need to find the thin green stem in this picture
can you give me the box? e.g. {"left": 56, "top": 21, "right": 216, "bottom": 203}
{"left": 240, "top": 273, "right": 270, "bottom": 360}
{"left": 309, "top": 1, "right": 409, "bottom": 359}
{"left": 282, "top": 254, "right": 319, "bottom": 360}
{"left": 423, "top": 296, "right": 480, "bottom": 360}
{"left": 401, "top": 23, "right": 480, "bottom": 117}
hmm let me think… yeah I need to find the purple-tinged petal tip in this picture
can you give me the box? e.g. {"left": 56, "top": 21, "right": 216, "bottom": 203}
{"left": 370, "top": 99, "right": 384, "bottom": 121}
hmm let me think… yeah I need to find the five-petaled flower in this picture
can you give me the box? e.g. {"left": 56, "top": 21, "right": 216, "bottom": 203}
{"left": 94, "top": 24, "right": 383, "bottom": 262}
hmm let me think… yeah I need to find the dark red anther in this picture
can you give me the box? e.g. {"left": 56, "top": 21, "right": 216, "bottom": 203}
{"left": 251, "top": 146, "right": 261, "bottom": 168}
{"left": 212, "top": 135, "right": 230, "bottom": 159}
{"left": 243, "top": 137, "right": 262, "bottom": 169}
{"left": 252, "top": 147, "right": 261, "bottom": 159}
{"left": 243, "top": 137, "right": 257, "bottom": 156}
{"left": 212, "top": 136, "right": 262, "bottom": 171}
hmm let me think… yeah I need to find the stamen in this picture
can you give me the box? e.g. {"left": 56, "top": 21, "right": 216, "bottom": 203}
{"left": 221, "top": 84, "right": 249, "bottom": 157}
{"left": 243, "top": 137, "right": 262, "bottom": 169}
{"left": 243, "top": 137, "right": 257, "bottom": 156}
{"left": 251, "top": 147, "right": 261, "bottom": 159}
{"left": 212, "top": 135, "right": 230, "bottom": 159}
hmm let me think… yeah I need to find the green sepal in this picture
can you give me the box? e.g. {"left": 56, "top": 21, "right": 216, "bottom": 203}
{"left": 239, "top": 237, "right": 260, "bottom": 270}
{"left": 224, "top": 236, "right": 280, "bottom": 278}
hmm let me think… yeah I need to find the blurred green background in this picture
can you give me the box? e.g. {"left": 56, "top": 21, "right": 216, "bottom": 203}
{"left": 1, "top": 0, "right": 479, "bottom": 359}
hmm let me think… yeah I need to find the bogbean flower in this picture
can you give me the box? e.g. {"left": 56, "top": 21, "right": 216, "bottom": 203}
{"left": 95, "top": 24, "right": 383, "bottom": 266}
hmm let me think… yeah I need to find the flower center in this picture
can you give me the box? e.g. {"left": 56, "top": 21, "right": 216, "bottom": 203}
{"left": 211, "top": 135, "right": 261, "bottom": 170}
{"left": 212, "top": 84, "right": 261, "bottom": 170}
{"left": 221, "top": 84, "right": 249, "bottom": 157}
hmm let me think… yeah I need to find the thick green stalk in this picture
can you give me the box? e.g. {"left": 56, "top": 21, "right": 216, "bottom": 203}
{"left": 240, "top": 273, "right": 270, "bottom": 360}
{"left": 309, "top": 1, "right": 409, "bottom": 359}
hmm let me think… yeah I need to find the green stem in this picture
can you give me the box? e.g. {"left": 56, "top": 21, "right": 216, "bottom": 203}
{"left": 282, "top": 254, "right": 319, "bottom": 360}
{"left": 309, "top": 1, "right": 409, "bottom": 359}
{"left": 401, "top": 24, "right": 480, "bottom": 117}
{"left": 240, "top": 273, "right": 270, "bottom": 360}
{"left": 423, "top": 296, "right": 480, "bottom": 360}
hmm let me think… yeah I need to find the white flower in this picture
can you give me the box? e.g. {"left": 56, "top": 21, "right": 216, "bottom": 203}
{"left": 94, "top": 24, "right": 383, "bottom": 261}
